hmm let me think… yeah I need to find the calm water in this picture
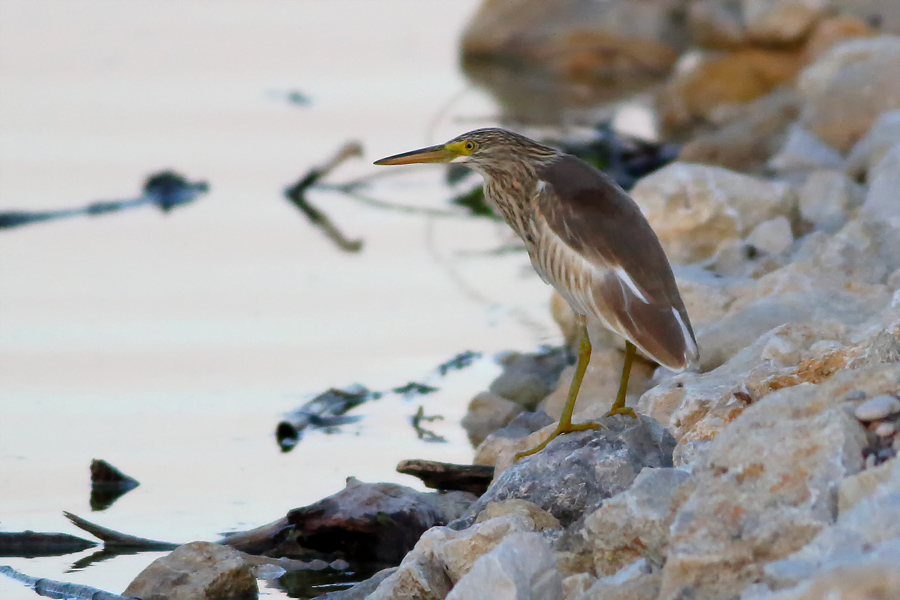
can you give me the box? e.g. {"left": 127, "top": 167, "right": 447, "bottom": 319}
{"left": 0, "top": 1, "right": 565, "bottom": 598}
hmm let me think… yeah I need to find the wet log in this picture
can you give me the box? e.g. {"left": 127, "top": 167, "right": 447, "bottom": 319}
{"left": 276, "top": 385, "right": 370, "bottom": 451}
{"left": 0, "top": 565, "right": 134, "bottom": 600}
{"left": 397, "top": 459, "right": 494, "bottom": 495}
{"left": 0, "top": 531, "right": 96, "bottom": 557}
{"left": 64, "top": 512, "right": 178, "bottom": 551}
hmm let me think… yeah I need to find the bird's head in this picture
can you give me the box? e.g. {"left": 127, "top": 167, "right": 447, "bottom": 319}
{"left": 374, "top": 128, "right": 557, "bottom": 175}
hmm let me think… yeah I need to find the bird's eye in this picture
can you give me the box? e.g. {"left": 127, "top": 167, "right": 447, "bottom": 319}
{"left": 464, "top": 141, "right": 477, "bottom": 152}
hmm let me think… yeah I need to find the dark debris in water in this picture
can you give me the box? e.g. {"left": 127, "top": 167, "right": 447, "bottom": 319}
{"left": 410, "top": 406, "right": 447, "bottom": 443}
{"left": 392, "top": 382, "right": 439, "bottom": 396}
{"left": 90, "top": 459, "right": 140, "bottom": 512}
{"left": 0, "top": 170, "right": 208, "bottom": 230}
{"left": 437, "top": 350, "right": 483, "bottom": 376}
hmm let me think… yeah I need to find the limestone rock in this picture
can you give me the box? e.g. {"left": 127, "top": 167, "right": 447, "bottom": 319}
{"left": 124, "top": 542, "right": 257, "bottom": 600}
{"left": 838, "top": 457, "right": 898, "bottom": 515}
{"left": 437, "top": 513, "right": 539, "bottom": 584}
{"left": 758, "top": 561, "right": 900, "bottom": 600}
{"left": 365, "top": 528, "right": 453, "bottom": 600}
{"left": 762, "top": 457, "right": 900, "bottom": 590}
{"left": 658, "top": 367, "right": 885, "bottom": 600}
{"left": 582, "top": 468, "right": 693, "bottom": 576}
{"left": 474, "top": 411, "right": 555, "bottom": 467}
{"left": 792, "top": 217, "right": 900, "bottom": 285}
{"left": 572, "top": 563, "right": 661, "bottom": 600}
{"left": 461, "top": 0, "right": 686, "bottom": 79}
{"left": 768, "top": 124, "right": 844, "bottom": 174}
{"left": 745, "top": 216, "right": 794, "bottom": 255}
{"left": 854, "top": 394, "right": 900, "bottom": 421}
{"left": 629, "top": 162, "right": 797, "bottom": 264}
{"left": 463, "top": 392, "right": 525, "bottom": 447}
{"left": 844, "top": 110, "right": 900, "bottom": 178}
{"left": 743, "top": 0, "right": 829, "bottom": 45}
{"left": 862, "top": 143, "right": 900, "bottom": 226}
{"left": 797, "top": 35, "right": 900, "bottom": 152}
{"left": 458, "top": 413, "right": 675, "bottom": 529}
{"left": 445, "top": 532, "right": 563, "bottom": 600}
{"left": 798, "top": 169, "right": 865, "bottom": 230}
{"left": 474, "top": 499, "right": 562, "bottom": 532}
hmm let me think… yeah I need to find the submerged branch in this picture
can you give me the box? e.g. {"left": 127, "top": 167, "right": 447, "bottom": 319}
{"left": 0, "top": 565, "right": 134, "bottom": 600}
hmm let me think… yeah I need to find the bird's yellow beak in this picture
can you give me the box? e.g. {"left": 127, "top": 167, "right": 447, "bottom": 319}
{"left": 373, "top": 144, "right": 457, "bottom": 165}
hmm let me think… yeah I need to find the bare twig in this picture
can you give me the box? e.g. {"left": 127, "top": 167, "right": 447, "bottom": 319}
{"left": 64, "top": 512, "right": 178, "bottom": 551}
{"left": 396, "top": 459, "right": 493, "bottom": 495}
{"left": 284, "top": 141, "right": 365, "bottom": 252}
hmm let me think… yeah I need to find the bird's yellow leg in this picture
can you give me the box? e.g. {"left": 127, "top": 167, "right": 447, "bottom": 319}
{"left": 515, "top": 322, "right": 599, "bottom": 460}
{"left": 605, "top": 341, "right": 637, "bottom": 419}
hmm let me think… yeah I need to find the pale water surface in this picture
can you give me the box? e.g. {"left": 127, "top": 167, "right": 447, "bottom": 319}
{"left": 0, "top": 1, "right": 562, "bottom": 598}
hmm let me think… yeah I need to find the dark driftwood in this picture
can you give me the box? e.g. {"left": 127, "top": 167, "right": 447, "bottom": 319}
{"left": 90, "top": 460, "right": 140, "bottom": 511}
{"left": 397, "top": 459, "right": 494, "bottom": 495}
{"left": 64, "top": 512, "right": 178, "bottom": 551}
{"left": 284, "top": 141, "right": 364, "bottom": 252}
{"left": 276, "top": 386, "right": 370, "bottom": 450}
{"left": 0, "top": 531, "right": 96, "bottom": 557}
{"left": 0, "top": 565, "right": 135, "bottom": 600}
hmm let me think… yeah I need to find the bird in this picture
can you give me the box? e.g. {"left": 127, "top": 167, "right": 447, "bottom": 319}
{"left": 374, "top": 128, "right": 698, "bottom": 459}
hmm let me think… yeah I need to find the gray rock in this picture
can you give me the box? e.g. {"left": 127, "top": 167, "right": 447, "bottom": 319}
{"left": 489, "top": 348, "right": 571, "bottom": 410}
{"left": 844, "top": 109, "right": 900, "bottom": 178}
{"left": 753, "top": 560, "right": 900, "bottom": 600}
{"left": 743, "top": 0, "right": 828, "bottom": 45}
{"left": 462, "top": 392, "right": 525, "bottom": 447}
{"left": 474, "top": 411, "right": 555, "bottom": 467}
{"left": 630, "top": 162, "right": 797, "bottom": 264}
{"left": 573, "top": 561, "right": 661, "bottom": 600}
{"left": 659, "top": 368, "right": 878, "bottom": 600}
{"left": 768, "top": 124, "right": 844, "bottom": 174}
{"left": 862, "top": 143, "right": 900, "bottom": 226}
{"left": 797, "top": 35, "right": 900, "bottom": 152}
{"left": 458, "top": 413, "right": 676, "bottom": 529}
{"left": 798, "top": 169, "right": 865, "bottom": 230}
{"left": 124, "top": 541, "right": 258, "bottom": 600}
{"left": 582, "top": 468, "right": 693, "bottom": 575}
{"left": 854, "top": 394, "right": 900, "bottom": 421}
{"left": 688, "top": 0, "right": 748, "bottom": 49}
{"left": 445, "top": 532, "right": 563, "bottom": 600}
{"left": 318, "top": 568, "right": 396, "bottom": 600}
{"left": 792, "top": 217, "right": 900, "bottom": 285}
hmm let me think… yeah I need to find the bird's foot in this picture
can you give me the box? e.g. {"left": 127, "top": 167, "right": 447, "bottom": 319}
{"left": 514, "top": 420, "right": 604, "bottom": 462}
{"left": 604, "top": 405, "right": 637, "bottom": 419}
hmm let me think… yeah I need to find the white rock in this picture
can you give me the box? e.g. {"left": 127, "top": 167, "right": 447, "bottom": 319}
{"left": 630, "top": 162, "right": 797, "bottom": 264}
{"left": 746, "top": 216, "right": 794, "bottom": 255}
{"left": 862, "top": 143, "right": 900, "bottom": 226}
{"left": 844, "top": 110, "right": 900, "bottom": 178}
{"left": 768, "top": 124, "right": 843, "bottom": 174}
{"left": 798, "top": 170, "right": 865, "bottom": 230}
{"left": 854, "top": 394, "right": 900, "bottom": 421}
{"left": 445, "top": 532, "right": 563, "bottom": 600}
{"left": 797, "top": 36, "right": 900, "bottom": 152}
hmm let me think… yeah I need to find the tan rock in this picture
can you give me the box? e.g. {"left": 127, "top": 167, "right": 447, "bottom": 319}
{"left": 658, "top": 368, "right": 875, "bottom": 599}
{"left": 630, "top": 163, "right": 797, "bottom": 264}
{"left": 838, "top": 457, "right": 897, "bottom": 515}
{"left": 659, "top": 49, "right": 806, "bottom": 131}
{"left": 797, "top": 35, "right": 900, "bottom": 151}
{"left": 124, "top": 542, "right": 257, "bottom": 600}
{"left": 762, "top": 562, "right": 900, "bottom": 600}
{"left": 744, "top": 0, "right": 828, "bottom": 45}
{"left": 462, "top": 392, "right": 525, "bottom": 448}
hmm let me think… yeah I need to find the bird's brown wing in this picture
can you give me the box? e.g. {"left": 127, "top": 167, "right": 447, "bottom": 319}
{"left": 535, "top": 154, "right": 698, "bottom": 370}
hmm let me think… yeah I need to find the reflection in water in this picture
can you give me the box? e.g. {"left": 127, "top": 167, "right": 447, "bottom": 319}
{"left": 461, "top": 56, "right": 667, "bottom": 127}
